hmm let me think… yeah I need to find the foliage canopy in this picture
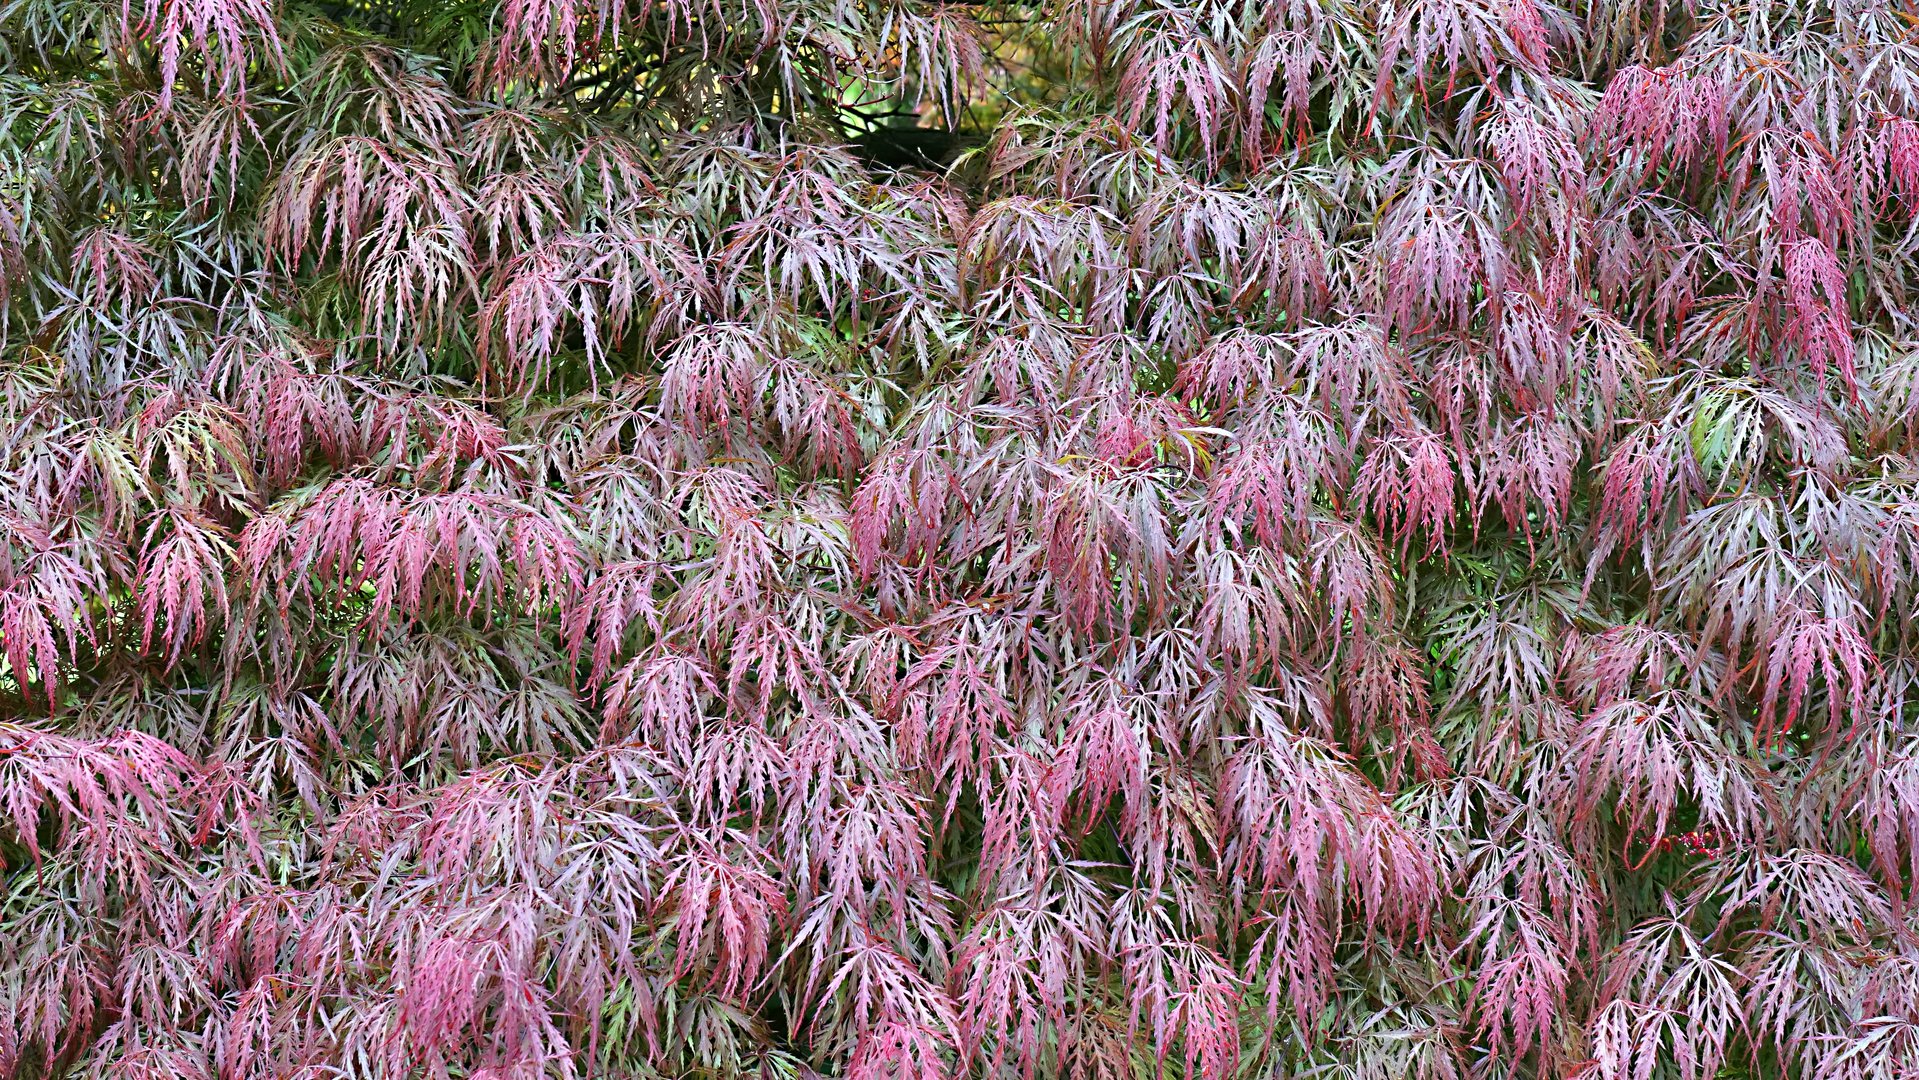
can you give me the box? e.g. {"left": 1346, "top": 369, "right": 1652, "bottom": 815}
{"left": 4, "top": 0, "right": 1919, "bottom": 1077}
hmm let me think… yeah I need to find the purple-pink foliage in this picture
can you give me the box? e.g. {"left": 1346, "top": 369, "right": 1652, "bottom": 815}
{"left": 3, "top": 1, "right": 1919, "bottom": 1079}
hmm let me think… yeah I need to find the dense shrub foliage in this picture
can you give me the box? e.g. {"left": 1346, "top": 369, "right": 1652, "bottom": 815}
{"left": 4, "top": 0, "right": 1919, "bottom": 1076}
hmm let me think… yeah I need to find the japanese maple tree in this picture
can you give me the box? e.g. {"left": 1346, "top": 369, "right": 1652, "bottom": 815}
{"left": 2, "top": 0, "right": 1918, "bottom": 1077}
